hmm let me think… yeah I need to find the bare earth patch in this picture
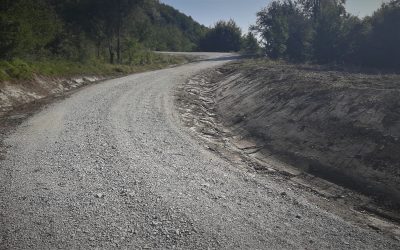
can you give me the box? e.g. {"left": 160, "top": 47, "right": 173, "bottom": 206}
{"left": 175, "top": 58, "right": 400, "bottom": 238}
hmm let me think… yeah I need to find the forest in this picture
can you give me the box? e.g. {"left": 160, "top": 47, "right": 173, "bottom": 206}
{"left": 0, "top": 0, "right": 209, "bottom": 64}
{"left": 1, "top": 0, "right": 399, "bottom": 77}
{"left": 251, "top": 0, "right": 400, "bottom": 69}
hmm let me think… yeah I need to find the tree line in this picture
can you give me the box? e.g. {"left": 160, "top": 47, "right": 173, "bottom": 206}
{"left": 0, "top": 0, "right": 207, "bottom": 64}
{"left": 3, "top": 0, "right": 397, "bottom": 70}
{"left": 0, "top": 0, "right": 263, "bottom": 65}
{"left": 197, "top": 19, "right": 260, "bottom": 53}
{"left": 251, "top": 0, "right": 400, "bottom": 69}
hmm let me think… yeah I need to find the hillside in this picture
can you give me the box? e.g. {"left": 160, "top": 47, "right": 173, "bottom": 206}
{"left": 178, "top": 58, "right": 400, "bottom": 210}
{"left": 0, "top": 0, "right": 207, "bottom": 64}
{"left": 0, "top": 0, "right": 207, "bottom": 113}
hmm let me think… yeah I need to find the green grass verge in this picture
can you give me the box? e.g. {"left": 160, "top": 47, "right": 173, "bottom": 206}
{"left": 0, "top": 53, "right": 190, "bottom": 81}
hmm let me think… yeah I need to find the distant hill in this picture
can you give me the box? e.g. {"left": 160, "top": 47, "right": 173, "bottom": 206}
{"left": 0, "top": 0, "right": 207, "bottom": 63}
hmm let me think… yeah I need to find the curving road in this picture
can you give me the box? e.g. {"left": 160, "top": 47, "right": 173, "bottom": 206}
{"left": 0, "top": 53, "right": 399, "bottom": 249}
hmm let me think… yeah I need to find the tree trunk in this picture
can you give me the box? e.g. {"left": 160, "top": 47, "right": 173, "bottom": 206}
{"left": 97, "top": 41, "right": 101, "bottom": 59}
{"left": 109, "top": 43, "right": 114, "bottom": 64}
{"left": 117, "top": 0, "right": 122, "bottom": 64}
{"left": 117, "top": 29, "right": 121, "bottom": 64}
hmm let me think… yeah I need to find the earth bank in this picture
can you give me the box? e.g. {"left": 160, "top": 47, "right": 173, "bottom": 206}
{"left": 185, "top": 59, "right": 400, "bottom": 208}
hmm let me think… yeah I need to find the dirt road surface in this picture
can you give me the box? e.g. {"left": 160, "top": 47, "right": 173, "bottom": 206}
{"left": 0, "top": 53, "right": 399, "bottom": 249}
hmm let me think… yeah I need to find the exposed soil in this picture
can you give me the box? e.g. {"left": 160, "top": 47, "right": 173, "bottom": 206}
{"left": 0, "top": 53, "right": 200, "bottom": 118}
{"left": 176, "top": 58, "right": 400, "bottom": 238}
{"left": 0, "top": 76, "right": 107, "bottom": 116}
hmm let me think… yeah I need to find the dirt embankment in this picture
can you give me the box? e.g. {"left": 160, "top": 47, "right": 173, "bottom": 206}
{"left": 0, "top": 54, "right": 199, "bottom": 117}
{"left": 0, "top": 75, "right": 106, "bottom": 116}
{"left": 185, "top": 59, "right": 400, "bottom": 208}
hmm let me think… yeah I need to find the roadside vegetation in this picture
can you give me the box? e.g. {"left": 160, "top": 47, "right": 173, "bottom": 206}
{"left": 0, "top": 0, "right": 263, "bottom": 81}
{"left": 251, "top": 0, "right": 400, "bottom": 70}
{"left": 0, "top": 0, "right": 206, "bottom": 80}
{"left": 0, "top": 54, "right": 189, "bottom": 81}
{"left": 197, "top": 20, "right": 261, "bottom": 54}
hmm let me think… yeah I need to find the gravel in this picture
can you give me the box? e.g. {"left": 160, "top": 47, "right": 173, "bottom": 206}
{"left": 0, "top": 53, "right": 399, "bottom": 249}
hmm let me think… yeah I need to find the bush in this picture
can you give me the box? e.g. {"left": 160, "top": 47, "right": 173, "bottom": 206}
{"left": 199, "top": 20, "right": 242, "bottom": 52}
{"left": 0, "top": 59, "right": 33, "bottom": 80}
{"left": 253, "top": 0, "right": 400, "bottom": 69}
{"left": 9, "top": 58, "right": 32, "bottom": 79}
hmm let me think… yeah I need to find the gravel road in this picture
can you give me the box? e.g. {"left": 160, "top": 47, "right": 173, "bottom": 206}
{"left": 0, "top": 53, "right": 399, "bottom": 249}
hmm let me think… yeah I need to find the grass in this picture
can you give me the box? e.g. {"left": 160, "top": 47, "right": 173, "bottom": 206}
{"left": 0, "top": 53, "right": 191, "bottom": 82}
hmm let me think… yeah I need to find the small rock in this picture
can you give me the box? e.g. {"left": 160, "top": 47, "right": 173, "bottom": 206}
{"left": 367, "top": 224, "right": 380, "bottom": 231}
{"left": 295, "top": 214, "right": 302, "bottom": 219}
{"left": 152, "top": 221, "right": 160, "bottom": 226}
{"left": 280, "top": 192, "right": 287, "bottom": 196}
{"left": 201, "top": 183, "right": 210, "bottom": 188}
{"left": 95, "top": 193, "right": 104, "bottom": 198}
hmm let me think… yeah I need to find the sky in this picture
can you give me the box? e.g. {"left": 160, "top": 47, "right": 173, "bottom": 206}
{"left": 160, "top": 0, "right": 389, "bottom": 33}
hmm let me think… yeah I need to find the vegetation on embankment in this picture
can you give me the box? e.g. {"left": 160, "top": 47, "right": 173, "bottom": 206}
{"left": 251, "top": 0, "right": 400, "bottom": 70}
{"left": 0, "top": 53, "right": 193, "bottom": 114}
{"left": 210, "top": 58, "right": 400, "bottom": 208}
{"left": 0, "top": 0, "right": 203, "bottom": 86}
{"left": 0, "top": 0, "right": 207, "bottom": 62}
{"left": 0, "top": 53, "right": 190, "bottom": 82}
{"left": 0, "top": 0, "right": 258, "bottom": 82}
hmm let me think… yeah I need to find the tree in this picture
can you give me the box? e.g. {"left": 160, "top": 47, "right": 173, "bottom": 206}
{"left": 0, "top": 0, "right": 60, "bottom": 59}
{"left": 241, "top": 32, "right": 260, "bottom": 54}
{"left": 199, "top": 20, "right": 242, "bottom": 52}
{"left": 337, "top": 15, "right": 365, "bottom": 64}
{"left": 251, "top": 0, "right": 400, "bottom": 69}
{"left": 298, "top": 0, "right": 346, "bottom": 20}
{"left": 311, "top": 0, "right": 347, "bottom": 63}
{"left": 362, "top": 0, "right": 400, "bottom": 68}
{"left": 252, "top": 0, "right": 312, "bottom": 60}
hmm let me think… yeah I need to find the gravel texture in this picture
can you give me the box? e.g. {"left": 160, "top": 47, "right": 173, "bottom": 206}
{"left": 0, "top": 53, "right": 399, "bottom": 249}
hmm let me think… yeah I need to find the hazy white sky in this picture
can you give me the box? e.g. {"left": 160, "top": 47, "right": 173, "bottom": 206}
{"left": 161, "top": 0, "right": 389, "bottom": 33}
{"left": 346, "top": 0, "right": 388, "bottom": 17}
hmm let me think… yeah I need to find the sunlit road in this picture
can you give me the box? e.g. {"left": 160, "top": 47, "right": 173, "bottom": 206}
{"left": 0, "top": 53, "right": 398, "bottom": 249}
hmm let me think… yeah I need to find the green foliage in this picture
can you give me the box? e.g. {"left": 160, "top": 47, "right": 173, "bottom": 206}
{"left": 311, "top": 0, "right": 347, "bottom": 63}
{"left": 0, "top": 13, "right": 18, "bottom": 59}
{"left": 199, "top": 20, "right": 242, "bottom": 52}
{"left": 252, "top": 0, "right": 312, "bottom": 60}
{"left": 0, "top": 59, "right": 32, "bottom": 80}
{"left": 241, "top": 32, "right": 261, "bottom": 54}
{"left": 252, "top": 1, "right": 291, "bottom": 58}
{"left": 362, "top": 0, "right": 400, "bottom": 68}
{"left": 0, "top": 0, "right": 61, "bottom": 59}
{"left": 0, "top": 54, "right": 190, "bottom": 81}
{"left": 0, "top": 0, "right": 206, "bottom": 65}
{"left": 253, "top": 0, "right": 400, "bottom": 69}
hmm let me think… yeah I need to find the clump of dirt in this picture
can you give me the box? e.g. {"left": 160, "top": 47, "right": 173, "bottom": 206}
{"left": 190, "top": 59, "right": 400, "bottom": 208}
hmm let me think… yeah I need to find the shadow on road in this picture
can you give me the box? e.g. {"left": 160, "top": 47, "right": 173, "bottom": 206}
{"left": 195, "top": 55, "right": 244, "bottom": 62}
